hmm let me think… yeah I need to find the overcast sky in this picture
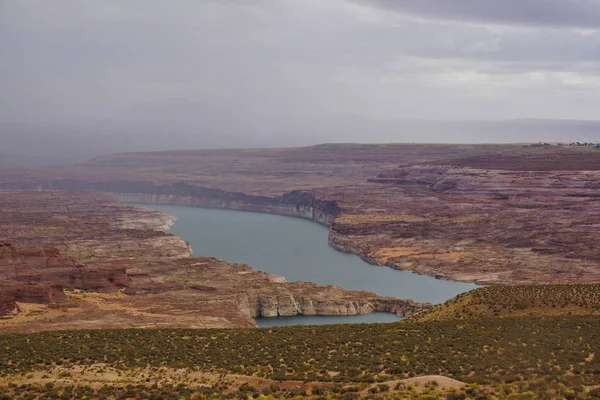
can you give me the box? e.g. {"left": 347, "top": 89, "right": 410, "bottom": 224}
{"left": 2, "top": 0, "right": 600, "bottom": 150}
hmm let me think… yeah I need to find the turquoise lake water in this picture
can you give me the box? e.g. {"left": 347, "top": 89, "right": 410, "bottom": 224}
{"left": 131, "top": 204, "right": 477, "bottom": 326}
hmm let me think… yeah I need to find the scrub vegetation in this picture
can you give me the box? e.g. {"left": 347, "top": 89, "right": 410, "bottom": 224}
{"left": 413, "top": 284, "right": 600, "bottom": 321}
{"left": 3, "top": 316, "right": 600, "bottom": 385}
{"left": 2, "top": 288, "right": 600, "bottom": 399}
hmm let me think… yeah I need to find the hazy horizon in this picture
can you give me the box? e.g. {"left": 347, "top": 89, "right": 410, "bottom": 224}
{"left": 2, "top": 1, "right": 600, "bottom": 165}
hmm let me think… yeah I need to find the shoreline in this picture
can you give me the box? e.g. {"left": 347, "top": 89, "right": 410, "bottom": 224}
{"left": 113, "top": 192, "right": 482, "bottom": 286}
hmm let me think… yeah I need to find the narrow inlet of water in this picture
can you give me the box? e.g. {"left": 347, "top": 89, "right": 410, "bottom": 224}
{"left": 131, "top": 204, "right": 478, "bottom": 326}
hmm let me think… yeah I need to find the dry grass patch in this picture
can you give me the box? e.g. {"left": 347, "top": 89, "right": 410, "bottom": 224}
{"left": 372, "top": 247, "right": 471, "bottom": 264}
{"left": 336, "top": 213, "right": 425, "bottom": 224}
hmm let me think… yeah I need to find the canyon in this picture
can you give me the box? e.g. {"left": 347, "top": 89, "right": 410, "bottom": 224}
{"left": 2, "top": 143, "right": 600, "bottom": 287}
{"left": 0, "top": 191, "right": 426, "bottom": 330}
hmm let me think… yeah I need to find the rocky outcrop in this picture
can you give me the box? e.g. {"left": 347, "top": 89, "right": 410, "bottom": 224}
{"left": 0, "top": 295, "right": 19, "bottom": 319}
{"left": 0, "top": 243, "right": 130, "bottom": 292}
{"left": 244, "top": 282, "right": 430, "bottom": 318}
{"left": 1, "top": 281, "right": 66, "bottom": 303}
{"left": 371, "top": 298, "right": 428, "bottom": 316}
{"left": 254, "top": 294, "right": 376, "bottom": 317}
{"left": 112, "top": 190, "right": 340, "bottom": 226}
{"left": 327, "top": 230, "right": 372, "bottom": 262}
{"left": 253, "top": 294, "right": 426, "bottom": 318}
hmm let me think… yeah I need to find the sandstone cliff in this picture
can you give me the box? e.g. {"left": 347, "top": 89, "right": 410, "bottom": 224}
{"left": 243, "top": 282, "right": 427, "bottom": 318}
{"left": 0, "top": 181, "right": 341, "bottom": 226}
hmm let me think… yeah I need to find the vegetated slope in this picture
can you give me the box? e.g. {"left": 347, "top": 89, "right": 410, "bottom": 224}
{"left": 412, "top": 284, "right": 600, "bottom": 321}
{"left": 3, "top": 285, "right": 600, "bottom": 398}
{"left": 2, "top": 315, "right": 600, "bottom": 397}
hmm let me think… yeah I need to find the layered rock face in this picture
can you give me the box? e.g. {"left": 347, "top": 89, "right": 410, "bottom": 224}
{"left": 111, "top": 187, "right": 341, "bottom": 226}
{"left": 0, "top": 181, "right": 341, "bottom": 226}
{"left": 255, "top": 294, "right": 374, "bottom": 317}
{"left": 0, "top": 243, "right": 129, "bottom": 296}
{"left": 253, "top": 290, "right": 426, "bottom": 318}
{"left": 0, "top": 191, "right": 422, "bottom": 332}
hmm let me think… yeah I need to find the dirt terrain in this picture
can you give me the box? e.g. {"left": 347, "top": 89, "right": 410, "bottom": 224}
{"left": 2, "top": 143, "right": 600, "bottom": 286}
{"left": 0, "top": 191, "right": 425, "bottom": 331}
{"left": 0, "top": 365, "right": 470, "bottom": 399}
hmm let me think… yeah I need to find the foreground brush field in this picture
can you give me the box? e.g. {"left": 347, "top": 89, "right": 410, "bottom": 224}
{"left": 2, "top": 285, "right": 600, "bottom": 398}
{"left": 1, "top": 296, "right": 600, "bottom": 398}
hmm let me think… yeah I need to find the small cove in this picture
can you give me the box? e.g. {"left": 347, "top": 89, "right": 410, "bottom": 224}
{"left": 131, "top": 203, "right": 478, "bottom": 326}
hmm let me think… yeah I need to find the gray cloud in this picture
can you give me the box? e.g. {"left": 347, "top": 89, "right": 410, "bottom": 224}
{"left": 1, "top": 0, "right": 600, "bottom": 164}
{"left": 359, "top": 0, "right": 600, "bottom": 28}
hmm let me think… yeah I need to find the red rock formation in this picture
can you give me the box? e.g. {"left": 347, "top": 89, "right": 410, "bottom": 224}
{"left": 0, "top": 295, "right": 19, "bottom": 319}
{"left": 0, "top": 281, "right": 66, "bottom": 303}
{"left": 0, "top": 242, "right": 130, "bottom": 293}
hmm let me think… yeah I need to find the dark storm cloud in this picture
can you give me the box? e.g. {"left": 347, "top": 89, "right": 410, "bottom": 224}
{"left": 361, "top": 0, "right": 600, "bottom": 28}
